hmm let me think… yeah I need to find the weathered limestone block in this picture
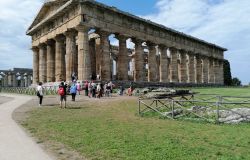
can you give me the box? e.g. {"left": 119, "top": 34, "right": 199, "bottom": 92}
{"left": 38, "top": 43, "right": 47, "bottom": 83}
{"left": 202, "top": 56, "right": 209, "bottom": 83}
{"left": 179, "top": 50, "right": 187, "bottom": 83}
{"left": 214, "top": 59, "right": 220, "bottom": 84}
{"left": 169, "top": 47, "right": 178, "bottom": 83}
{"left": 188, "top": 53, "right": 195, "bottom": 83}
{"left": 89, "top": 38, "right": 96, "bottom": 78}
{"left": 99, "top": 30, "right": 111, "bottom": 81}
{"left": 218, "top": 108, "right": 250, "bottom": 124}
{"left": 117, "top": 35, "right": 128, "bottom": 81}
{"left": 218, "top": 60, "right": 224, "bottom": 84}
{"left": 133, "top": 39, "right": 145, "bottom": 82}
{"left": 147, "top": 42, "right": 157, "bottom": 82}
{"left": 55, "top": 35, "right": 66, "bottom": 82}
{"left": 46, "top": 39, "right": 55, "bottom": 82}
{"left": 32, "top": 47, "right": 39, "bottom": 84}
{"left": 159, "top": 45, "right": 168, "bottom": 82}
{"left": 195, "top": 55, "right": 202, "bottom": 84}
{"left": 65, "top": 30, "right": 77, "bottom": 82}
{"left": 77, "top": 26, "right": 91, "bottom": 81}
{"left": 208, "top": 58, "right": 215, "bottom": 83}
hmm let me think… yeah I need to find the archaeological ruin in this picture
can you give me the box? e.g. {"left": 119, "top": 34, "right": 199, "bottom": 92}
{"left": 0, "top": 68, "right": 33, "bottom": 87}
{"left": 27, "top": 0, "right": 227, "bottom": 85}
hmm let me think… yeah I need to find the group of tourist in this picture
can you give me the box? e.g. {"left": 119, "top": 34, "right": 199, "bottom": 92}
{"left": 36, "top": 80, "right": 133, "bottom": 108}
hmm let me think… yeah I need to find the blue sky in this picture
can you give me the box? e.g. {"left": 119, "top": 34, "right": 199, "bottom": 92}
{"left": 0, "top": 0, "right": 249, "bottom": 84}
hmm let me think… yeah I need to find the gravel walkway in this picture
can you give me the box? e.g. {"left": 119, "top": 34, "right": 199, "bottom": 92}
{"left": 0, "top": 94, "right": 54, "bottom": 160}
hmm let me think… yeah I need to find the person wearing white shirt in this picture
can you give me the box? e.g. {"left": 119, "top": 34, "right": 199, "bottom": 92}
{"left": 36, "top": 82, "right": 44, "bottom": 106}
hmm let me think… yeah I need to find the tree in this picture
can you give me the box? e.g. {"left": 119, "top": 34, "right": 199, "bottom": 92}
{"left": 232, "top": 77, "right": 241, "bottom": 86}
{"left": 223, "top": 59, "right": 232, "bottom": 86}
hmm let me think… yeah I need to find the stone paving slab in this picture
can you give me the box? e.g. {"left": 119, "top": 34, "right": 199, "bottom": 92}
{"left": 0, "top": 94, "right": 54, "bottom": 160}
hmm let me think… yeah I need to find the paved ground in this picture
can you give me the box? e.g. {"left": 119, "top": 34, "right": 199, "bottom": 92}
{"left": 0, "top": 94, "right": 54, "bottom": 160}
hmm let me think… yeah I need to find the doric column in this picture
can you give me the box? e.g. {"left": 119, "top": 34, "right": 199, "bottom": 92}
{"left": 89, "top": 38, "right": 96, "bottom": 78}
{"left": 55, "top": 35, "right": 66, "bottom": 82}
{"left": 65, "top": 30, "right": 77, "bottom": 82}
{"left": 116, "top": 35, "right": 128, "bottom": 81}
{"left": 4, "top": 75, "right": 8, "bottom": 87}
{"left": 32, "top": 47, "right": 39, "bottom": 84}
{"left": 38, "top": 43, "right": 47, "bottom": 83}
{"left": 202, "top": 56, "right": 209, "bottom": 83}
{"left": 195, "top": 55, "right": 202, "bottom": 84}
{"left": 7, "top": 72, "right": 12, "bottom": 87}
{"left": 188, "top": 53, "right": 195, "bottom": 83}
{"left": 12, "top": 74, "right": 17, "bottom": 87}
{"left": 219, "top": 60, "right": 224, "bottom": 84}
{"left": 208, "top": 58, "right": 215, "bottom": 83}
{"left": 98, "top": 30, "right": 111, "bottom": 81}
{"left": 179, "top": 50, "right": 187, "bottom": 83}
{"left": 95, "top": 38, "right": 101, "bottom": 76}
{"left": 133, "top": 39, "right": 145, "bottom": 82}
{"left": 27, "top": 75, "right": 32, "bottom": 87}
{"left": 159, "top": 45, "right": 168, "bottom": 82}
{"left": 46, "top": 39, "right": 55, "bottom": 82}
{"left": 147, "top": 42, "right": 157, "bottom": 82}
{"left": 214, "top": 59, "right": 220, "bottom": 84}
{"left": 169, "top": 47, "right": 178, "bottom": 83}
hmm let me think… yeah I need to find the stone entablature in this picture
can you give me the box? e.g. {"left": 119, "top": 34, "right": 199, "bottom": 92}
{"left": 27, "top": 0, "right": 226, "bottom": 85}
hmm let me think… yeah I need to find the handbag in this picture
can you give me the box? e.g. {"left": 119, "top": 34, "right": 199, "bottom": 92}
{"left": 36, "top": 91, "right": 40, "bottom": 97}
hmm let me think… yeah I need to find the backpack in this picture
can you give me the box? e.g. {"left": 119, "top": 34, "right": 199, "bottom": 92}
{"left": 58, "top": 87, "right": 65, "bottom": 96}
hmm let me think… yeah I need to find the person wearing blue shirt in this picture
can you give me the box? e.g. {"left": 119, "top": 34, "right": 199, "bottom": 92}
{"left": 70, "top": 82, "right": 77, "bottom": 101}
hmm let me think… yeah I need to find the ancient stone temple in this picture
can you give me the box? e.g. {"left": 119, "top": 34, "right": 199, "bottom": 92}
{"left": 27, "top": 0, "right": 227, "bottom": 85}
{"left": 0, "top": 68, "right": 33, "bottom": 87}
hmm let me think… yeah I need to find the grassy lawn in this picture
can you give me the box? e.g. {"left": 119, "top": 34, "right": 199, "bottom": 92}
{"left": 23, "top": 88, "right": 250, "bottom": 160}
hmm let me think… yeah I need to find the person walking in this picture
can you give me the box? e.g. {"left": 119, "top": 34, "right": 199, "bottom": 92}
{"left": 36, "top": 82, "right": 44, "bottom": 106}
{"left": 76, "top": 82, "right": 81, "bottom": 95}
{"left": 84, "top": 81, "right": 89, "bottom": 96}
{"left": 96, "top": 83, "right": 101, "bottom": 98}
{"left": 58, "top": 82, "right": 67, "bottom": 108}
{"left": 70, "top": 82, "right": 77, "bottom": 101}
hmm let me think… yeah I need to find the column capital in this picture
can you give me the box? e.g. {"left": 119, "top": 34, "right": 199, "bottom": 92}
{"left": 179, "top": 49, "right": 187, "bottom": 54}
{"left": 96, "top": 30, "right": 110, "bottom": 38}
{"left": 45, "top": 39, "right": 55, "bottom": 46}
{"left": 115, "top": 34, "right": 127, "bottom": 41}
{"left": 131, "top": 38, "right": 143, "bottom": 45}
{"left": 31, "top": 46, "right": 39, "bottom": 52}
{"left": 169, "top": 46, "right": 177, "bottom": 51}
{"left": 75, "top": 25, "right": 89, "bottom": 32}
{"left": 64, "top": 29, "right": 78, "bottom": 37}
{"left": 54, "top": 34, "right": 65, "bottom": 42}
{"left": 147, "top": 41, "right": 156, "bottom": 47}
{"left": 38, "top": 43, "right": 46, "bottom": 49}
{"left": 158, "top": 44, "right": 168, "bottom": 50}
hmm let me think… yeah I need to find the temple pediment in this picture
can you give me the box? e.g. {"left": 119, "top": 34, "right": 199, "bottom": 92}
{"left": 28, "top": 0, "right": 69, "bottom": 31}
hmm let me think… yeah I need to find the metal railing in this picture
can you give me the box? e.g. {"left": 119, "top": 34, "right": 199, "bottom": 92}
{"left": 0, "top": 87, "right": 58, "bottom": 95}
{"left": 138, "top": 94, "right": 250, "bottom": 123}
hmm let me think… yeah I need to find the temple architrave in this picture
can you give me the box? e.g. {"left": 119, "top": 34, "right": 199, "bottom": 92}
{"left": 27, "top": 0, "right": 227, "bottom": 85}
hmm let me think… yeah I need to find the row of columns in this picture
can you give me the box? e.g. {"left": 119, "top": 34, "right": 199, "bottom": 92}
{"left": 32, "top": 26, "right": 224, "bottom": 84}
{"left": 0, "top": 73, "right": 32, "bottom": 87}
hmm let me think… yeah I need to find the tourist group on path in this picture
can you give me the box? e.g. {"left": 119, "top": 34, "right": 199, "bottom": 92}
{"left": 36, "top": 80, "right": 133, "bottom": 108}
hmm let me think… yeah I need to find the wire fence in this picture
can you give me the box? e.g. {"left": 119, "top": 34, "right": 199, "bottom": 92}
{"left": 138, "top": 94, "right": 250, "bottom": 124}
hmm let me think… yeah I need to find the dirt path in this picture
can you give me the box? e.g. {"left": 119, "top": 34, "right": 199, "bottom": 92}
{"left": 0, "top": 94, "right": 55, "bottom": 160}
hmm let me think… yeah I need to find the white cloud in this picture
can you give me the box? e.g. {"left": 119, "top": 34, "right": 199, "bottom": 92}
{"left": 0, "top": 0, "right": 43, "bottom": 70}
{"left": 144, "top": 0, "right": 250, "bottom": 84}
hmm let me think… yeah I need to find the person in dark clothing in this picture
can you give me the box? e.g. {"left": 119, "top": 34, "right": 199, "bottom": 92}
{"left": 58, "top": 82, "right": 67, "bottom": 108}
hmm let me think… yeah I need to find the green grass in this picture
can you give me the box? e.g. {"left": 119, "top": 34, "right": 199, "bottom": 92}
{"left": 23, "top": 88, "right": 250, "bottom": 160}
